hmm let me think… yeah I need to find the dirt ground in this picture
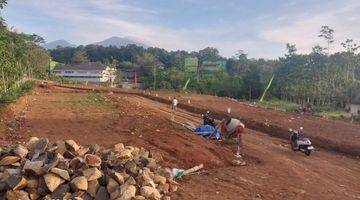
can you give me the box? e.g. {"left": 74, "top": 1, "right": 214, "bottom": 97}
{"left": 1, "top": 85, "right": 360, "bottom": 200}
{"left": 140, "top": 91, "right": 360, "bottom": 156}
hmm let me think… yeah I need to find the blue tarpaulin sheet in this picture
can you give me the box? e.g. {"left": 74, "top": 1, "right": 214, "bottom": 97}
{"left": 194, "top": 125, "right": 221, "bottom": 139}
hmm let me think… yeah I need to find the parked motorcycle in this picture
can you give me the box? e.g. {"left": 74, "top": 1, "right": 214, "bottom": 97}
{"left": 289, "top": 127, "right": 314, "bottom": 156}
{"left": 202, "top": 111, "right": 216, "bottom": 128}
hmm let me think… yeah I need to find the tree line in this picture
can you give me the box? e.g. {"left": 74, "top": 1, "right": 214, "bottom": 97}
{"left": 49, "top": 26, "right": 359, "bottom": 108}
{"left": 0, "top": 0, "right": 51, "bottom": 102}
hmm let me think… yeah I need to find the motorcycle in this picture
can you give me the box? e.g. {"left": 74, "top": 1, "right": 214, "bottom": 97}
{"left": 202, "top": 111, "right": 216, "bottom": 128}
{"left": 289, "top": 127, "right": 314, "bottom": 156}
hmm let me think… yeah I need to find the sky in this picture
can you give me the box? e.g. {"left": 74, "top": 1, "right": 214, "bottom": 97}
{"left": 2, "top": 0, "right": 360, "bottom": 58}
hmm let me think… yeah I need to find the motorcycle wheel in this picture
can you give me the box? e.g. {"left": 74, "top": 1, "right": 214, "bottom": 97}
{"left": 305, "top": 149, "right": 311, "bottom": 156}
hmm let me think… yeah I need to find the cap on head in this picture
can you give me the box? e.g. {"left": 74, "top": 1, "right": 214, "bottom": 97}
{"left": 300, "top": 127, "right": 304, "bottom": 130}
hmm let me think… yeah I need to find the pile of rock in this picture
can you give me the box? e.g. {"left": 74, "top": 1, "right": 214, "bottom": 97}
{"left": 0, "top": 137, "right": 178, "bottom": 200}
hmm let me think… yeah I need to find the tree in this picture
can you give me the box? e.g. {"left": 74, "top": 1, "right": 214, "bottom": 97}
{"left": 318, "top": 26, "right": 334, "bottom": 55}
{"left": 341, "top": 39, "right": 360, "bottom": 54}
{"left": 312, "top": 45, "right": 325, "bottom": 55}
{"left": 197, "top": 47, "right": 220, "bottom": 65}
{"left": 0, "top": 0, "right": 6, "bottom": 9}
{"left": 286, "top": 43, "right": 297, "bottom": 56}
{"left": 72, "top": 49, "right": 88, "bottom": 63}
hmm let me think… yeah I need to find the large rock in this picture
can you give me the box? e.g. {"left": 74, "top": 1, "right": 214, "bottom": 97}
{"left": 140, "top": 186, "right": 161, "bottom": 200}
{"left": 157, "top": 183, "right": 169, "bottom": 194}
{"left": 113, "top": 143, "right": 125, "bottom": 153}
{"left": 50, "top": 167, "right": 70, "bottom": 181}
{"left": 154, "top": 174, "right": 167, "bottom": 185}
{"left": 43, "top": 173, "right": 65, "bottom": 192}
{"left": 87, "top": 180, "right": 100, "bottom": 197}
{"left": 51, "top": 184, "right": 70, "bottom": 200}
{"left": 84, "top": 154, "right": 101, "bottom": 167}
{"left": 106, "top": 178, "right": 119, "bottom": 193}
{"left": 83, "top": 167, "right": 102, "bottom": 181}
{"left": 119, "top": 184, "right": 136, "bottom": 200}
{"left": 110, "top": 172, "right": 124, "bottom": 185}
{"left": 0, "top": 156, "right": 20, "bottom": 166}
{"left": 5, "top": 175, "right": 27, "bottom": 190}
{"left": 14, "top": 145, "right": 28, "bottom": 158}
{"left": 125, "top": 160, "right": 137, "bottom": 175}
{"left": 25, "top": 137, "right": 39, "bottom": 151}
{"left": 23, "top": 160, "right": 44, "bottom": 175}
{"left": 95, "top": 186, "right": 109, "bottom": 200}
{"left": 118, "top": 149, "right": 132, "bottom": 159}
{"left": 26, "top": 178, "right": 39, "bottom": 189}
{"left": 65, "top": 140, "right": 80, "bottom": 152}
{"left": 77, "top": 147, "right": 90, "bottom": 157}
{"left": 34, "top": 138, "right": 49, "bottom": 154}
{"left": 54, "top": 141, "right": 67, "bottom": 155}
{"left": 70, "top": 176, "right": 88, "bottom": 191}
{"left": 6, "top": 190, "right": 30, "bottom": 200}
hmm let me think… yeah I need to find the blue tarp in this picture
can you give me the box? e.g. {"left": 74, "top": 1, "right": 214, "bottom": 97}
{"left": 194, "top": 125, "right": 221, "bottom": 140}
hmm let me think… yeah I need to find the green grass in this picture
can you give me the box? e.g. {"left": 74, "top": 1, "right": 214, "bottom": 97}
{"left": 0, "top": 80, "right": 35, "bottom": 104}
{"left": 50, "top": 92, "right": 105, "bottom": 105}
{"left": 315, "top": 110, "right": 351, "bottom": 119}
{"left": 258, "top": 99, "right": 302, "bottom": 111}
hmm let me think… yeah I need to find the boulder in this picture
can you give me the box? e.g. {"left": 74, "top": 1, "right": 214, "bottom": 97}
{"left": 113, "top": 143, "right": 125, "bottom": 153}
{"left": 51, "top": 184, "right": 70, "bottom": 199}
{"left": 55, "top": 141, "right": 67, "bottom": 155}
{"left": 0, "top": 156, "right": 20, "bottom": 166}
{"left": 140, "top": 186, "right": 161, "bottom": 200}
{"left": 118, "top": 149, "right": 132, "bottom": 159}
{"left": 70, "top": 176, "right": 88, "bottom": 191}
{"left": 65, "top": 140, "right": 80, "bottom": 152}
{"left": 110, "top": 172, "right": 124, "bottom": 185}
{"left": 23, "top": 160, "right": 44, "bottom": 175}
{"left": 26, "top": 178, "right": 39, "bottom": 189}
{"left": 119, "top": 184, "right": 136, "bottom": 200}
{"left": 5, "top": 175, "right": 27, "bottom": 190}
{"left": 50, "top": 167, "right": 70, "bottom": 181}
{"left": 43, "top": 173, "right": 65, "bottom": 192}
{"left": 95, "top": 186, "right": 109, "bottom": 200}
{"left": 82, "top": 167, "right": 102, "bottom": 181}
{"left": 14, "top": 145, "right": 28, "bottom": 158}
{"left": 77, "top": 147, "right": 90, "bottom": 157}
{"left": 125, "top": 160, "right": 137, "bottom": 175}
{"left": 84, "top": 154, "right": 101, "bottom": 167}
{"left": 158, "top": 183, "right": 169, "bottom": 194}
{"left": 106, "top": 178, "right": 119, "bottom": 193}
{"left": 6, "top": 190, "right": 30, "bottom": 200}
{"left": 154, "top": 174, "right": 167, "bottom": 185}
{"left": 87, "top": 180, "right": 100, "bottom": 197}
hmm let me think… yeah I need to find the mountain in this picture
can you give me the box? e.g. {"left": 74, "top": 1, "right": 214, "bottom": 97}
{"left": 92, "top": 36, "right": 148, "bottom": 48}
{"left": 42, "top": 40, "right": 76, "bottom": 50}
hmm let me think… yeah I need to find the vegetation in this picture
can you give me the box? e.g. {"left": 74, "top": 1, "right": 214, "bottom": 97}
{"left": 0, "top": 80, "right": 35, "bottom": 103}
{"left": 0, "top": 1, "right": 50, "bottom": 103}
{"left": 258, "top": 99, "right": 302, "bottom": 111}
{"left": 46, "top": 20, "right": 358, "bottom": 112}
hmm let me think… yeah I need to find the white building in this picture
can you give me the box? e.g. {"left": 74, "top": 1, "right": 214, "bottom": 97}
{"left": 53, "top": 62, "right": 116, "bottom": 83}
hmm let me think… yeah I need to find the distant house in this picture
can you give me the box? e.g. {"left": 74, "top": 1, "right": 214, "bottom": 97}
{"left": 346, "top": 94, "right": 360, "bottom": 117}
{"left": 119, "top": 68, "right": 141, "bottom": 89}
{"left": 53, "top": 62, "right": 116, "bottom": 83}
{"left": 199, "top": 60, "right": 226, "bottom": 76}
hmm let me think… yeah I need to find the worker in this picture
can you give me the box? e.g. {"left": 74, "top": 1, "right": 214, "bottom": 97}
{"left": 209, "top": 117, "right": 246, "bottom": 165}
{"left": 172, "top": 97, "right": 178, "bottom": 110}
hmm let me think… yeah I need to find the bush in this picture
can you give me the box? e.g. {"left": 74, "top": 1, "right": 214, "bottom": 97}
{"left": 259, "top": 99, "right": 302, "bottom": 111}
{"left": 0, "top": 80, "right": 35, "bottom": 104}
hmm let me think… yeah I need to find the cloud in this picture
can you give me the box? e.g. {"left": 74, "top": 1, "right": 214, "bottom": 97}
{"left": 259, "top": 1, "right": 360, "bottom": 54}
{"left": 3, "top": 0, "right": 360, "bottom": 58}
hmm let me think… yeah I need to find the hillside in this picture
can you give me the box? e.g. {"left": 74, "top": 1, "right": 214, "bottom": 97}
{"left": 92, "top": 36, "right": 148, "bottom": 47}
{"left": 42, "top": 40, "right": 76, "bottom": 49}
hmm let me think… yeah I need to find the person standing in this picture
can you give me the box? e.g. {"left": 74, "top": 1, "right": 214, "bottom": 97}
{"left": 172, "top": 97, "right": 178, "bottom": 110}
